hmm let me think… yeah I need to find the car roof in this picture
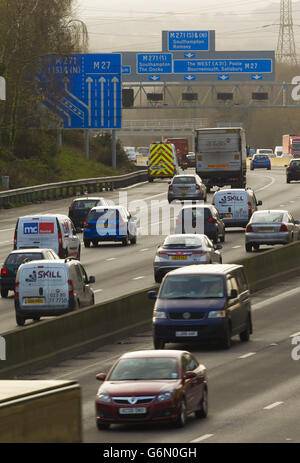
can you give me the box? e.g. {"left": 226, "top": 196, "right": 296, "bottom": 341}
{"left": 89, "top": 205, "right": 125, "bottom": 211}
{"left": 18, "top": 214, "right": 68, "bottom": 219}
{"left": 253, "top": 209, "right": 287, "bottom": 214}
{"left": 214, "top": 188, "right": 250, "bottom": 194}
{"left": 164, "top": 233, "right": 206, "bottom": 239}
{"left": 120, "top": 350, "right": 188, "bottom": 360}
{"left": 180, "top": 204, "right": 213, "bottom": 210}
{"left": 165, "top": 264, "right": 242, "bottom": 276}
{"left": 72, "top": 197, "right": 105, "bottom": 201}
{"left": 8, "top": 248, "right": 55, "bottom": 254}
{"left": 19, "top": 259, "right": 67, "bottom": 266}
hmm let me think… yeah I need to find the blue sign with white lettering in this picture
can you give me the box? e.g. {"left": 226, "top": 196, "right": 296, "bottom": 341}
{"left": 41, "top": 54, "right": 122, "bottom": 129}
{"left": 168, "top": 31, "right": 209, "bottom": 51}
{"left": 23, "top": 223, "right": 38, "bottom": 234}
{"left": 137, "top": 53, "right": 172, "bottom": 74}
{"left": 173, "top": 58, "right": 273, "bottom": 74}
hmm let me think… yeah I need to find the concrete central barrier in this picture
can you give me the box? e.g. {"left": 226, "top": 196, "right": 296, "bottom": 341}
{"left": 1, "top": 241, "right": 300, "bottom": 378}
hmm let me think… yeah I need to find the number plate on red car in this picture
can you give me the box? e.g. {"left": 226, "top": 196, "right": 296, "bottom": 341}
{"left": 119, "top": 407, "right": 147, "bottom": 414}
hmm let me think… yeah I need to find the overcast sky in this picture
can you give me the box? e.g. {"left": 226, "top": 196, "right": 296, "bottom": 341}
{"left": 74, "top": 0, "right": 300, "bottom": 55}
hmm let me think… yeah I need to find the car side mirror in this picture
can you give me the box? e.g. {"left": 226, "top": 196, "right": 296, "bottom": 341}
{"left": 257, "top": 200, "right": 262, "bottom": 206}
{"left": 88, "top": 276, "right": 95, "bottom": 284}
{"left": 184, "top": 371, "right": 197, "bottom": 380}
{"left": 214, "top": 243, "right": 222, "bottom": 250}
{"left": 228, "top": 289, "right": 238, "bottom": 299}
{"left": 148, "top": 291, "right": 157, "bottom": 299}
{"left": 96, "top": 373, "right": 106, "bottom": 381}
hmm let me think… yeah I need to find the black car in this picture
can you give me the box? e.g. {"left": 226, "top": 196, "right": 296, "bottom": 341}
{"left": 186, "top": 152, "right": 196, "bottom": 167}
{"left": 68, "top": 197, "right": 108, "bottom": 231}
{"left": 0, "top": 248, "right": 60, "bottom": 298}
{"left": 286, "top": 158, "right": 300, "bottom": 183}
{"left": 174, "top": 204, "right": 225, "bottom": 244}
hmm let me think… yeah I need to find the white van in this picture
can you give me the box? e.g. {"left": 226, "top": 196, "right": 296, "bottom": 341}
{"left": 212, "top": 188, "right": 262, "bottom": 228}
{"left": 14, "top": 214, "right": 81, "bottom": 259}
{"left": 14, "top": 259, "right": 95, "bottom": 326}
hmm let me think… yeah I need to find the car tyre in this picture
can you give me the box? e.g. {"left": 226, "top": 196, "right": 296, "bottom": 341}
{"left": 84, "top": 240, "right": 91, "bottom": 248}
{"left": 287, "top": 178, "right": 291, "bottom": 184}
{"left": 122, "top": 234, "right": 129, "bottom": 246}
{"left": 130, "top": 235, "right": 137, "bottom": 245}
{"left": 240, "top": 316, "right": 251, "bottom": 342}
{"left": 195, "top": 388, "right": 208, "bottom": 419}
{"left": 245, "top": 243, "right": 252, "bottom": 253}
{"left": 16, "top": 315, "right": 25, "bottom": 326}
{"left": 1, "top": 289, "right": 9, "bottom": 298}
{"left": 175, "top": 399, "right": 187, "bottom": 428}
{"left": 92, "top": 240, "right": 98, "bottom": 247}
{"left": 253, "top": 243, "right": 259, "bottom": 251}
{"left": 96, "top": 420, "right": 110, "bottom": 431}
{"left": 220, "top": 233, "right": 225, "bottom": 243}
{"left": 154, "top": 272, "right": 162, "bottom": 283}
{"left": 153, "top": 337, "right": 165, "bottom": 349}
{"left": 221, "top": 321, "right": 232, "bottom": 349}
{"left": 33, "top": 316, "right": 40, "bottom": 322}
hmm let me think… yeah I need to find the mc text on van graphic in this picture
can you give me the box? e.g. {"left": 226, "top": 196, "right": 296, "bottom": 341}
{"left": 23, "top": 222, "right": 54, "bottom": 234}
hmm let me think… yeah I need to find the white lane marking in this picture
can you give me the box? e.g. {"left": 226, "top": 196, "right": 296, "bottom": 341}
{"left": 263, "top": 401, "right": 284, "bottom": 410}
{"left": 289, "top": 201, "right": 295, "bottom": 203}
{"left": 0, "top": 228, "right": 14, "bottom": 233}
{"left": 255, "top": 175, "right": 276, "bottom": 192}
{"left": 105, "top": 258, "right": 116, "bottom": 261}
{"left": 239, "top": 352, "right": 256, "bottom": 359}
{"left": 120, "top": 181, "right": 148, "bottom": 190}
{"left": 190, "top": 434, "right": 214, "bottom": 443}
{"left": 94, "top": 289, "right": 103, "bottom": 293}
{"left": 133, "top": 276, "right": 145, "bottom": 280}
{"left": 232, "top": 245, "right": 241, "bottom": 249}
{"left": 289, "top": 331, "right": 300, "bottom": 338}
{"left": 140, "top": 248, "right": 149, "bottom": 252}
{"left": 253, "top": 287, "right": 300, "bottom": 311}
{"left": 0, "top": 240, "right": 12, "bottom": 246}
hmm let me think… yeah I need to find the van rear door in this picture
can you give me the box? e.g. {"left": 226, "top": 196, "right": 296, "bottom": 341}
{"left": 19, "top": 262, "right": 69, "bottom": 309}
{"left": 214, "top": 190, "right": 248, "bottom": 222}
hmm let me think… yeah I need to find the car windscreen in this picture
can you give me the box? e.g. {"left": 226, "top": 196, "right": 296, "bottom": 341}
{"left": 163, "top": 235, "right": 203, "bottom": 249}
{"left": 73, "top": 200, "right": 100, "bottom": 210}
{"left": 6, "top": 253, "right": 44, "bottom": 266}
{"left": 252, "top": 212, "right": 284, "bottom": 223}
{"left": 109, "top": 357, "right": 179, "bottom": 380}
{"left": 87, "top": 209, "right": 120, "bottom": 221}
{"left": 159, "top": 275, "right": 225, "bottom": 299}
{"left": 173, "top": 177, "right": 196, "bottom": 184}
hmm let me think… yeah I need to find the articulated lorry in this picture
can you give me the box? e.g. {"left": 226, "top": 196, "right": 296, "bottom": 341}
{"left": 195, "top": 127, "right": 247, "bottom": 192}
{"left": 282, "top": 134, "right": 300, "bottom": 157}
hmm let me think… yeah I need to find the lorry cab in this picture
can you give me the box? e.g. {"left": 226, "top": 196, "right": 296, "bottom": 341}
{"left": 147, "top": 142, "right": 178, "bottom": 182}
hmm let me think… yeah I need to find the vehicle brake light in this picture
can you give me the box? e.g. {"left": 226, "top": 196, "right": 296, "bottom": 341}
{"left": 287, "top": 166, "right": 291, "bottom": 172}
{"left": 1, "top": 267, "right": 8, "bottom": 275}
{"left": 14, "top": 281, "right": 19, "bottom": 298}
{"left": 192, "top": 250, "right": 205, "bottom": 255}
{"left": 13, "top": 230, "right": 17, "bottom": 250}
{"left": 248, "top": 203, "right": 252, "bottom": 215}
{"left": 246, "top": 224, "right": 253, "bottom": 232}
{"left": 158, "top": 250, "right": 169, "bottom": 256}
{"left": 196, "top": 185, "right": 200, "bottom": 190}
{"left": 84, "top": 219, "right": 89, "bottom": 229}
{"left": 58, "top": 231, "right": 63, "bottom": 255}
{"left": 279, "top": 224, "right": 288, "bottom": 232}
{"left": 68, "top": 279, "right": 74, "bottom": 297}
{"left": 168, "top": 185, "right": 173, "bottom": 191}
{"left": 208, "top": 217, "right": 216, "bottom": 223}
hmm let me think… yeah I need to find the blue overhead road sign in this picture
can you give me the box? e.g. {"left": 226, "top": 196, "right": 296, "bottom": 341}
{"left": 137, "top": 53, "right": 172, "bottom": 74}
{"left": 41, "top": 53, "right": 122, "bottom": 129}
{"left": 173, "top": 58, "right": 273, "bottom": 74}
{"left": 168, "top": 31, "right": 210, "bottom": 51}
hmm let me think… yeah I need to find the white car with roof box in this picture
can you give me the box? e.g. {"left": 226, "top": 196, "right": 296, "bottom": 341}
{"left": 212, "top": 188, "right": 262, "bottom": 228}
{"left": 14, "top": 258, "right": 95, "bottom": 326}
{"left": 14, "top": 214, "right": 81, "bottom": 259}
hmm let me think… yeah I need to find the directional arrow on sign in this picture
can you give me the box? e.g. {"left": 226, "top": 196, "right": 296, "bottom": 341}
{"left": 218, "top": 75, "right": 230, "bottom": 81}
{"left": 184, "top": 53, "right": 196, "bottom": 59}
{"left": 112, "top": 76, "right": 119, "bottom": 127}
{"left": 99, "top": 76, "right": 106, "bottom": 127}
{"left": 251, "top": 74, "right": 263, "bottom": 80}
{"left": 149, "top": 75, "right": 160, "bottom": 81}
{"left": 184, "top": 75, "right": 196, "bottom": 81}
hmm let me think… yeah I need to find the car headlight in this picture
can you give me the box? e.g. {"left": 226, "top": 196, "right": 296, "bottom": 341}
{"left": 157, "top": 390, "right": 175, "bottom": 402}
{"left": 153, "top": 310, "right": 167, "bottom": 319}
{"left": 97, "top": 391, "right": 111, "bottom": 403}
{"left": 208, "top": 310, "right": 226, "bottom": 318}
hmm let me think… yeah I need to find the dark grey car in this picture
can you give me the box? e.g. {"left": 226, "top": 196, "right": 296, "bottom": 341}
{"left": 168, "top": 174, "right": 207, "bottom": 203}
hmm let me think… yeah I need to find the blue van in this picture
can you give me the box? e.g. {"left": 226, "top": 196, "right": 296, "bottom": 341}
{"left": 149, "top": 264, "right": 252, "bottom": 349}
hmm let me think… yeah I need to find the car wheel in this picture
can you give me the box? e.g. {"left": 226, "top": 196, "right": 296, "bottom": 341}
{"left": 130, "top": 235, "right": 137, "bottom": 245}
{"left": 195, "top": 388, "right": 208, "bottom": 419}
{"left": 220, "top": 233, "right": 225, "bottom": 243}
{"left": 92, "top": 240, "right": 98, "bottom": 247}
{"left": 153, "top": 337, "right": 165, "bottom": 349}
{"left": 240, "top": 316, "right": 251, "bottom": 342}
{"left": 96, "top": 420, "right": 110, "bottom": 430}
{"left": 16, "top": 315, "right": 25, "bottom": 326}
{"left": 250, "top": 166, "right": 254, "bottom": 170}
{"left": 245, "top": 243, "right": 252, "bottom": 253}
{"left": 221, "top": 321, "right": 232, "bottom": 349}
{"left": 267, "top": 167, "right": 271, "bottom": 170}
{"left": 287, "top": 178, "right": 291, "bottom": 184}
{"left": 253, "top": 243, "right": 259, "bottom": 251}
{"left": 148, "top": 177, "right": 154, "bottom": 183}
{"left": 33, "top": 316, "right": 40, "bottom": 322}
{"left": 84, "top": 239, "right": 91, "bottom": 248}
{"left": 122, "top": 234, "right": 129, "bottom": 246}
{"left": 175, "top": 399, "right": 187, "bottom": 428}
{"left": 154, "top": 272, "right": 162, "bottom": 283}
{"left": 76, "top": 246, "right": 81, "bottom": 260}
{"left": 1, "top": 289, "right": 9, "bottom": 298}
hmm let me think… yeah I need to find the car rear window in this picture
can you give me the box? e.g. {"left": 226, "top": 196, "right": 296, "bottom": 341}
{"left": 252, "top": 212, "right": 284, "bottom": 223}
{"left": 163, "top": 235, "right": 203, "bottom": 249}
{"left": 6, "top": 253, "right": 44, "bottom": 265}
{"left": 73, "top": 200, "right": 100, "bottom": 209}
{"left": 255, "top": 155, "right": 268, "bottom": 160}
{"left": 173, "top": 177, "right": 196, "bottom": 184}
{"left": 180, "top": 208, "right": 210, "bottom": 219}
{"left": 290, "top": 160, "right": 300, "bottom": 167}
{"left": 87, "top": 209, "right": 120, "bottom": 221}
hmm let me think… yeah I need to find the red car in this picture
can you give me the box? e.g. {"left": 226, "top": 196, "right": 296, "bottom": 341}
{"left": 95, "top": 349, "right": 208, "bottom": 430}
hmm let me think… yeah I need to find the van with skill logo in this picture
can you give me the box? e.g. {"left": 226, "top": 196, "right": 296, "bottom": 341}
{"left": 212, "top": 188, "right": 262, "bottom": 228}
{"left": 14, "top": 214, "right": 81, "bottom": 259}
{"left": 14, "top": 259, "right": 95, "bottom": 326}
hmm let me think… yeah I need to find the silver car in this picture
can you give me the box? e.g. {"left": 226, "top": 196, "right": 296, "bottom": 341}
{"left": 245, "top": 209, "right": 300, "bottom": 252}
{"left": 153, "top": 234, "right": 222, "bottom": 283}
{"left": 168, "top": 174, "right": 207, "bottom": 203}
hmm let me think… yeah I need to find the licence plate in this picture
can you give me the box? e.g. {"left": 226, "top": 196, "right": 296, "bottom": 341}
{"left": 179, "top": 187, "right": 189, "bottom": 190}
{"left": 176, "top": 331, "right": 198, "bottom": 337}
{"left": 24, "top": 298, "right": 44, "bottom": 304}
{"left": 259, "top": 227, "right": 274, "bottom": 231}
{"left": 171, "top": 256, "right": 188, "bottom": 260}
{"left": 119, "top": 407, "right": 147, "bottom": 415}
{"left": 224, "top": 213, "right": 232, "bottom": 218}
